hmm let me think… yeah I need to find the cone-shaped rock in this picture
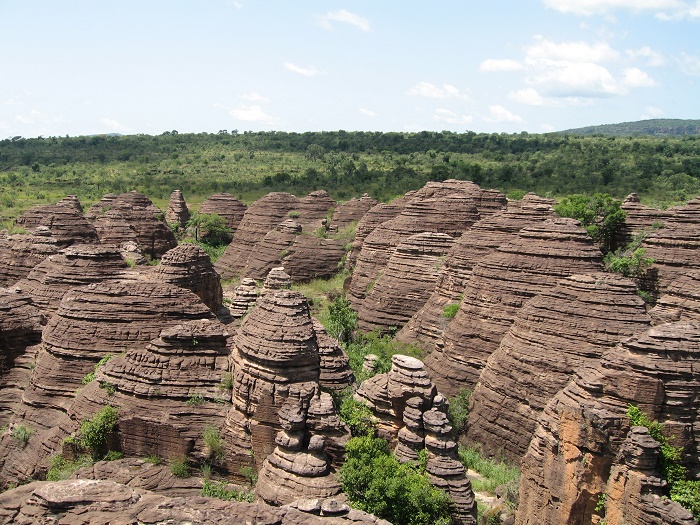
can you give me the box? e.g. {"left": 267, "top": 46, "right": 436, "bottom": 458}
{"left": 358, "top": 232, "right": 455, "bottom": 334}
{"left": 332, "top": 193, "right": 378, "bottom": 230}
{"left": 468, "top": 272, "right": 651, "bottom": 461}
{"left": 649, "top": 269, "right": 700, "bottom": 325}
{"left": 225, "top": 278, "right": 259, "bottom": 320}
{"left": 282, "top": 235, "right": 346, "bottom": 283}
{"left": 425, "top": 218, "right": 604, "bottom": 396}
{"left": 346, "top": 198, "right": 410, "bottom": 268}
{"left": 312, "top": 319, "right": 354, "bottom": 391}
{"left": 262, "top": 266, "right": 292, "bottom": 293}
{"left": 165, "top": 189, "right": 190, "bottom": 229}
{"left": 199, "top": 192, "right": 247, "bottom": 231}
{"left": 517, "top": 321, "right": 700, "bottom": 525}
{"left": 0, "top": 229, "right": 62, "bottom": 287}
{"left": 15, "top": 198, "right": 99, "bottom": 246}
{"left": 241, "top": 220, "right": 301, "bottom": 280}
{"left": 397, "top": 193, "right": 554, "bottom": 349}
{"left": 84, "top": 193, "right": 118, "bottom": 221}
{"left": 294, "top": 190, "right": 336, "bottom": 232}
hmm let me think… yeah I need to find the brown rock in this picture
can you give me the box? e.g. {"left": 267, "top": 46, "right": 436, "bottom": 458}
{"left": 241, "top": 220, "right": 302, "bottom": 280}
{"left": 15, "top": 198, "right": 99, "bottom": 246}
{"left": 618, "top": 193, "right": 670, "bottom": 247}
{"left": 199, "top": 192, "right": 248, "bottom": 232}
{"left": 225, "top": 278, "right": 259, "bottom": 320}
{"left": 467, "top": 272, "right": 651, "bottom": 461}
{"left": 358, "top": 232, "right": 455, "bottom": 334}
{"left": 262, "top": 266, "right": 292, "bottom": 292}
{"left": 396, "top": 193, "right": 554, "bottom": 349}
{"left": 425, "top": 218, "right": 604, "bottom": 396}
{"left": 282, "top": 234, "right": 346, "bottom": 283}
{"left": 346, "top": 199, "right": 408, "bottom": 268}
{"left": 294, "top": 190, "right": 337, "bottom": 232}
{"left": 332, "top": 193, "right": 378, "bottom": 230}
{"left": 649, "top": 270, "right": 700, "bottom": 325}
{"left": 312, "top": 320, "right": 354, "bottom": 392}
{"left": 165, "top": 189, "right": 190, "bottom": 229}
{"left": 517, "top": 321, "right": 700, "bottom": 525}
{"left": 84, "top": 193, "right": 118, "bottom": 221}
{"left": 0, "top": 229, "right": 63, "bottom": 287}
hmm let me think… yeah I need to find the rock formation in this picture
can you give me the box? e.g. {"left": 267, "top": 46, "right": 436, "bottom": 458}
{"left": 165, "top": 189, "right": 190, "bottom": 229}
{"left": 425, "top": 218, "right": 604, "bottom": 396}
{"left": 294, "top": 190, "right": 337, "bottom": 232}
{"left": 198, "top": 192, "right": 247, "bottom": 231}
{"left": 332, "top": 193, "right": 378, "bottom": 230}
{"left": 649, "top": 269, "right": 700, "bottom": 325}
{"left": 312, "top": 319, "right": 354, "bottom": 392}
{"left": 396, "top": 193, "right": 554, "bottom": 349}
{"left": 15, "top": 198, "right": 100, "bottom": 246}
{"left": 92, "top": 191, "right": 176, "bottom": 259}
{"left": 224, "top": 278, "right": 259, "bottom": 320}
{"left": 618, "top": 193, "right": 670, "bottom": 246}
{"left": 357, "top": 232, "right": 455, "bottom": 334}
{"left": 517, "top": 321, "right": 700, "bottom": 525}
{"left": 281, "top": 234, "right": 346, "bottom": 283}
{"left": 84, "top": 193, "right": 117, "bottom": 221}
{"left": 13, "top": 245, "right": 128, "bottom": 317}
{"left": 241, "top": 219, "right": 302, "bottom": 280}
{"left": 346, "top": 199, "right": 409, "bottom": 268}
{"left": 467, "top": 273, "right": 651, "bottom": 461}
{"left": 262, "top": 266, "right": 292, "bottom": 292}
{"left": 0, "top": 228, "right": 63, "bottom": 287}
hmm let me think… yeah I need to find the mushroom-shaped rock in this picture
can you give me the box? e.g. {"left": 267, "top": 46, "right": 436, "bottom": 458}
{"left": 425, "top": 218, "right": 604, "bottom": 396}
{"left": 467, "top": 272, "right": 652, "bottom": 461}
{"left": 199, "top": 192, "right": 247, "bottom": 231}
{"left": 165, "top": 189, "right": 190, "bottom": 229}
{"left": 15, "top": 199, "right": 99, "bottom": 246}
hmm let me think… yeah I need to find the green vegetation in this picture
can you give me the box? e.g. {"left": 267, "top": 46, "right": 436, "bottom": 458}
{"left": 200, "top": 479, "right": 255, "bottom": 502}
{"left": 46, "top": 454, "right": 92, "bottom": 481}
{"left": 239, "top": 465, "right": 258, "bottom": 486}
{"left": 560, "top": 118, "right": 700, "bottom": 137}
{"left": 344, "top": 332, "right": 423, "bottom": 383}
{"left": 202, "top": 426, "right": 224, "bottom": 460}
{"left": 627, "top": 404, "right": 700, "bottom": 518}
{"left": 79, "top": 405, "right": 119, "bottom": 460}
{"left": 604, "top": 229, "right": 656, "bottom": 279}
{"left": 458, "top": 446, "right": 520, "bottom": 499}
{"left": 11, "top": 425, "right": 33, "bottom": 447}
{"left": 323, "top": 296, "right": 357, "bottom": 343}
{"left": 447, "top": 389, "right": 472, "bottom": 436}
{"left": 339, "top": 435, "right": 453, "bottom": 525}
{"left": 182, "top": 212, "right": 232, "bottom": 262}
{"left": 170, "top": 456, "right": 190, "bottom": 478}
{"left": 443, "top": 303, "right": 460, "bottom": 319}
{"left": 339, "top": 395, "right": 378, "bottom": 437}
{"left": 554, "top": 193, "right": 627, "bottom": 252}
{"left": 81, "top": 353, "right": 116, "bottom": 385}
{"left": 219, "top": 373, "right": 234, "bottom": 391}
{"left": 144, "top": 454, "right": 162, "bottom": 465}
{"left": 186, "top": 393, "right": 206, "bottom": 406}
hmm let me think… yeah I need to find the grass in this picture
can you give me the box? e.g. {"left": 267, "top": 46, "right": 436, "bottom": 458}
{"left": 46, "top": 454, "right": 93, "bottom": 481}
{"left": 291, "top": 269, "right": 349, "bottom": 318}
{"left": 11, "top": 425, "right": 33, "bottom": 447}
{"left": 458, "top": 446, "right": 520, "bottom": 496}
{"left": 170, "top": 456, "right": 190, "bottom": 478}
{"left": 186, "top": 393, "right": 206, "bottom": 406}
{"left": 200, "top": 479, "right": 254, "bottom": 502}
{"left": 144, "top": 454, "right": 162, "bottom": 465}
{"left": 202, "top": 426, "right": 224, "bottom": 460}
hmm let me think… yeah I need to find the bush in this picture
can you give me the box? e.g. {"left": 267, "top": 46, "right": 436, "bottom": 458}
{"left": 186, "top": 393, "right": 206, "bottom": 406}
{"left": 324, "top": 296, "right": 357, "bottom": 343}
{"left": 11, "top": 425, "right": 33, "bottom": 447}
{"left": 79, "top": 405, "right": 118, "bottom": 460}
{"left": 447, "top": 389, "right": 471, "bottom": 435}
{"left": 443, "top": 303, "right": 459, "bottom": 319}
{"left": 340, "top": 396, "right": 377, "bottom": 437}
{"left": 46, "top": 454, "right": 93, "bottom": 481}
{"left": 604, "top": 230, "right": 655, "bottom": 279}
{"left": 339, "top": 435, "right": 453, "bottom": 525}
{"left": 144, "top": 454, "right": 162, "bottom": 465}
{"left": 345, "top": 331, "right": 423, "bottom": 383}
{"left": 239, "top": 465, "right": 258, "bottom": 486}
{"left": 202, "top": 426, "right": 224, "bottom": 460}
{"left": 170, "top": 456, "right": 190, "bottom": 478}
{"left": 554, "top": 193, "right": 626, "bottom": 252}
{"left": 200, "top": 479, "right": 254, "bottom": 502}
{"left": 81, "top": 353, "right": 115, "bottom": 385}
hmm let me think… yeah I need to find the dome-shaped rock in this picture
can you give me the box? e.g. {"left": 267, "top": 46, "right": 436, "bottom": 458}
{"left": 198, "top": 192, "right": 247, "bottom": 231}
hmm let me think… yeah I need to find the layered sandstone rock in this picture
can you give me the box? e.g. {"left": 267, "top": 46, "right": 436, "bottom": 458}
{"left": 425, "top": 218, "right": 604, "bottom": 396}
{"left": 13, "top": 245, "right": 127, "bottom": 317}
{"left": 332, "top": 193, "right": 378, "bottom": 230}
{"left": 346, "top": 200, "right": 407, "bottom": 268}
{"left": 215, "top": 192, "right": 299, "bottom": 278}
{"left": 312, "top": 320, "right": 354, "bottom": 392}
{"left": 15, "top": 198, "right": 99, "bottom": 246}
{"left": 262, "top": 266, "right": 292, "bottom": 292}
{"left": 165, "top": 189, "right": 190, "bottom": 229}
{"left": 517, "top": 321, "right": 700, "bottom": 525}
{"left": 282, "top": 235, "right": 346, "bottom": 283}
{"left": 241, "top": 220, "right": 301, "bottom": 280}
{"left": 649, "top": 270, "right": 700, "bottom": 325}
{"left": 294, "top": 190, "right": 336, "bottom": 232}
{"left": 84, "top": 193, "right": 117, "bottom": 221}
{"left": 467, "top": 273, "right": 651, "bottom": 461}
{"left": 151, "top": 243, "right": 223, "bottom": 314}
{"left": 618, "top": 193, "right": 670, "bottom": 246}
{"left": 0, "top": 228, "right": 63, "bottom": 287}
{"left": 396, "top": 193, "right": 554, "bottom": 348}
{"left": 357, "top": 232, "right": 455, "bottom": 334}
{"left": 604, "top": 426, "right": 696, "bottom": 525}
{"left": 92, "top": 192, "right": 176, "bottom": 259}
{"left": 198, "top": 192, "right": 247, "bottom": 231}
{"left": 225, "top": 278, "right": 259, "bottom": 320}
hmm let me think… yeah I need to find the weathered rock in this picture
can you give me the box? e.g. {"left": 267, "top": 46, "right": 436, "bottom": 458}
{"left": 199, "top": 192, "right": 248, "bottom": 232}
{"left": 312, "top": 320, "right": 354, "bottom": 392}
{"left": 294, "top": 190, "right": 337, "bottom": 232}
{"left": 0, "top": 229, "right": 63, "bottom": 287}
{"left": 242, "top": 220, "right": 302, "bottom": 280}
{"left": 225, "top": 278, "right": 259, "bottom": 320}
{"left": 13, "top": 245, "right": 127, "bottom": 317}
{"left": 618, "top": 193, "right": 670, "bottom": 247}
{"left": 396, "top": 193, "right": 554, "bottom": 349}
{"left": 215, "top": 192, "right": 299, "bottom": 278}
{"left": 604, "top": 426, "right": 696, "bottom": 525}
{"left": 165, "top": 189, "right": 190, "bottom": 229}
{"left": 15, "top": 198, "right": 99, "bottom": 246}
{"left": 425, "top": 218, "right": 604, "bottom": 396}
{"left": 517, "top": 321, "right": 700, "bottom": 525}
{"left": 262, "top": 266, "right": 292, "bottom": 292}
{"left": 649, "top": 270, "right": 700, "bottom": 325}
{"left": 151, "top": 243, "right": 223, "bottom": 314}
{"left": 282, "top": 235, "right": 346, "bottom": 283}
{"left": 92, "top": 191, "right": 176, "bottom": 259}
{"left": 84, "top": 193, "right": 117, "bottom": 221}
{"left": 358, "top": 232, "right": 455, "bottom": 334}
{"left": 346, "top": 199, "right": 409, "bottom": 268}
{"left": 332, "top": 193, "right": 378, "bottom": 230}
{"left": 467, "top": 272, "right": 651, "bottom": 461}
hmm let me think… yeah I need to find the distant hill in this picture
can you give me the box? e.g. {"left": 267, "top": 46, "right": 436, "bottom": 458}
{"left": 559, "top": 119, "right": 700, "bottom": 137}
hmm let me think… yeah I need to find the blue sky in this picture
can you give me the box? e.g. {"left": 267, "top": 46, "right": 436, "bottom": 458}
{"left": 1, "top": 0, "right": 698, "bottom": 138}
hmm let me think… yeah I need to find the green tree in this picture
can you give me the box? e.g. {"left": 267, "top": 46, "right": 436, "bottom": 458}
{"left": 186, "top": 212, "right": 232, "bottom": 246}
{"left": 554, "top": 193, "right": 627, "bottom": 252}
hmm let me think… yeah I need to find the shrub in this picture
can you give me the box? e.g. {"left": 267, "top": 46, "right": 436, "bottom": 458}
{"left": 447, "top": 389, "right": 471, "bottom": 435}
{"left": 345, "top": 331, "right": 423, "bottom": 383}
{"left": 79, "top": 405, "right": 118, "bottom": 460}
{"left": 170, "top": 456, "right": 190, "bottom": 478}
{"left": 219, "top": 373, "right": 234, "bottom": 391}
{"left": 103, "top": 450, "right": 124, "bottom": 461}
{"left": 81, "top": 353, "right": 115, "bottom": 385}
{"left": 144, "top": 454, "right": 162, "bottom": 465}
{"left": 200, "top": 479, "right": 254, "bottom": 502}
{"left": 339, "top": 435, "right": 453, "bottom": 525}
{"left": 554, "top": 193, "right": 626, "bottom": 252}
{"left": 239, "top": 465, "right": 258, "bottom": 486}
{"left": 288, "top": 210, "right": 300, "bottom": 218}
{"left": 11, "top": 425, "right": 33, "bottom": 447}
{"left": 340, "top": 396, "right": 377, "bottom": 437}
{"left": 443, "top": 303, "right": 459, "bottom": 319}
{"left": 202, "top": 426, "right": 224, "bottom": 460}
{"left": 186, "top": 393, "right": 206, "bottom": 406}
{"left": 46, "top": 454, "right": 93, "bottom": 481}
{"left": 324, "top": 296, "right": 357, "bottom": 343}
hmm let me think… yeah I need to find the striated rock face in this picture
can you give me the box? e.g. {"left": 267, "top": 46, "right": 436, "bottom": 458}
{"left": 0, "top": 229, "right": 63, "bottom": 287}
{"left": 151, "top": 243, "right": 223, "bottom": 314}
{"left": 618, "top": 193, "right": 670, "bottom": 246}
{"left": 282, "top": 235, "right": 346, "bottom": 283}
{"left": 332, "top": 193, "right": 378, "bottom": 230}
{"left": 649, "top": 270, "right": 700, "bottom": 325}
{"left": 467, "top": 273, "right": 651, "bottom": 461}
{"left": 69, "top": 319, "right": 231, "bottom": 461}
{"left": 13, "top": 245, "right": 127, "bottom": 317}
{"left": 396, "top": 193, "right": 554, "bottom": 349}
{"left": 165, "top": 189, "right": 190, "bottom": 229}
{"left": 198, "top": 192, "right": 247, "bottom": 231}
{"left": 92, "top": 191, "right": 177, "bottom": 259}
{"left": 84, "top": 193, "right": 118, "bottom": 221}
{"left": 348, "top": 181, "right": 505, "bottom": 311}
{"left": 517, "top": 321, "right": 700, "bottom": 525}
{"left": 642, "top": 197, "right": 700, "bottom": 290}
{"left": 0, "top": 478, "right": 363, "bottom": 525}
{"left": 346, "top": 200, "right": 408, "bottom": 268}
{"left": 215, "top": 192, "right": 299, "bottom": 279}
{"left": 294, "top": 190, "right": 336, "bottom": 230}
{"left": 241, "top": 220, "right": 302, "bottom": 280}
{"left": 225, "top": 278, "right": 259, "bottom": 320}
{"left": 425, "top": 218, "right": 604, "bottom": 396}
{"left": 604, "top": 426, "right": 696, "bottom": 525}
{"left": 312, "top": 320, "right": 354, "bottom": 392}
{"left": 357, "top": 232, "right": 455, "bottom": 334}
{"left": 262, "top": 266, "right": 292, "bottom": 292}
{"left": 15, "top": 198, "right": 100, "bottom": 246}
{"left": 355, "top": 356, "right": 476, "bottom": 524}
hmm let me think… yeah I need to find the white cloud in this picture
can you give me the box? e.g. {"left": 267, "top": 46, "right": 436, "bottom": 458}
{"left": 100, "top": 118, "right": 131, "bottom": 133}
{"left": 284, "top": 62, "right": 321, "bottom": 77}
{"left": 407, "top": 82, "right": 467, "bottom": 99}
{"left": 677, "top": 52, "right": 700, "bottom": 76}
{"left": 479, "top": 59, "right": 525, "bottom": 72}
{"left": 641, "top": 105, "right": 665, "bottom": 118}
{"left": 433, "top": 108, "right": 473, "bottom": 125}
{"left": 229, "top": 105, "right": 279, "bottom": 125}
{"left": 484, "top": 105, "right": 524, "bottom": 123}
{"left": 360, "top": 108, "right": 377, "bottom": 117}
{"left": 527, "top": 37, "right": 619, "bottom": 63}
{"left": 510, "top": 88, "right": 546, "bottom": 106}
{"left": 622, "top": 67, "right": 656, "bottom": 87}
{"left": 626, "top": 46, "right": 666, "bottom": 67}
{"left": 14, "top": 109, "right": 65, "bottom": 126}
{"left": 241, "top": 92, "right": 270, "bottom": 103}
{"left": 528, "top": 60, "right": 623, "bottom": 97}
{"left": 541, "top": 0, "right": 697, "bottom": 18}
{"left": 318, "top": 9, "right": 371, "bottom": 32}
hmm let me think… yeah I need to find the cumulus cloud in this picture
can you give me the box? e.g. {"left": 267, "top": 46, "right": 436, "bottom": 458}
{"left": 407, "top": 82, "right": 467, "bottom": 99}
{"left": 510, "top": 88, "right": 546, "bottom": 106}
{"left": 622, "top": 67, "right": 656, "bottom": 87}
{"left": 526, "top": 37, "right": 619, "bottom": 63}
{"left": 241, "top": 92, "right": 270, "bottom": 103}
{"left": 229, "top": 105, "right": 279, "bottom": 125}
{"left": 541, "top": 0, "right": 698, "bottom": 18}
{"left": 318, "top": 9, "right": 371, "bottom": 32}
{"left": 284, "top": 62, "right": 322, "bottom": 77}
{"left": 100, "top": 118, "right": 131, "bottom": 133}
{"left": 360, "top": 108, "right": 378, "bottom": 117}
{"left": 528, "top": 60, "right": 623, "bottom": 97}
{"left": 484, "top": 105, "right": 524, "bottom": 123}
{"left": 626, "top": 46, "right": 666, "bottom": 67}
{"left": 479, "top": 59, "right": 525, "bottom": 72}
{"left": 433, "top": 108, "right": 473, "bottom": 125}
